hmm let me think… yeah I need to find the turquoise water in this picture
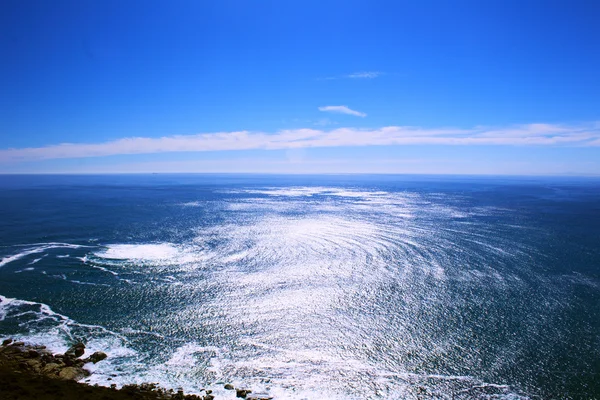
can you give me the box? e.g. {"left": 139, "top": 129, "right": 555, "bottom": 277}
{"left": 1, "top": 174, "right": 599, "bottom": 399}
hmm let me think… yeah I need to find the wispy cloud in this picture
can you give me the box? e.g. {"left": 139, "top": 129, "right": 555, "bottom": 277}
{"left": 346, "top": 71, "right": 382, "bottom": 79}
{"left": 318, "top": 105, "right": 367, "bottom": 117}
{"left": 321, "top": 71, "right": 383, "bottom": 80}
{"left": 1, "top": 122, "right": 599, "bottom": 163}
{"left": 313, "top": 118, "right": 338, "bottom": 127}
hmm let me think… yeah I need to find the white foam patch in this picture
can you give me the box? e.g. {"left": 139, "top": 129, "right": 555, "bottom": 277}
{"left": 179, "top": 201, "right": 203, "bottom": 207}
{"left": 28, "top": 255, "right": 46, "bottom": 265}
{"left": 165, "top": 344, "right": 222, "bottom": 368}
{"left": 96, "top": 244, "right": 180, "bottom": 261}
{"left": 14, "top": 267, "right": 35, "bottom": 273}
{"left": 89, "top": 264, "right": 119, "bottom": 276}
{"left": 65, "top": 279, "right": 111, "bottom": 287}
{"left": 93, "top": 243, "right": 202, "bottom": 267}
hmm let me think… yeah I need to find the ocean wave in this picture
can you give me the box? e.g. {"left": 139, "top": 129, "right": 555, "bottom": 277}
{"left": 0, "top": 243, "right": 87, "bottom": 268}
{"left": 0, "top": 294, "right": 139, "bottom": 384}
{"left": 0, "top": 294, "right": 125, "bottom": 347}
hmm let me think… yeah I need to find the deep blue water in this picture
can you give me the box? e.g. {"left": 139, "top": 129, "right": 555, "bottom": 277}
{"left": 0, "top": 174, "right": 599, "bottom": 399}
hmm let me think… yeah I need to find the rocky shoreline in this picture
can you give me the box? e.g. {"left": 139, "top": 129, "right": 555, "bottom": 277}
{"left": 0, "top": 339, "right": 270, "bottom": 400}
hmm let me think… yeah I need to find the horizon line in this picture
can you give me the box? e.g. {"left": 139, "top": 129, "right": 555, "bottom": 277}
{"left": 1, "top": 171, "right": 599, "bottom": 178}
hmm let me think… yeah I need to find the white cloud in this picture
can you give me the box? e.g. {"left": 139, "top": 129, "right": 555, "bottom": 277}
{"left": 313, "top": 118, "right": 338, "bottom": 127}
{"left": 318, "top": 105, "right": 367, "bottom": 117}
{"left": 1, "top": 122, "right": 599, "bottom": 163}
{"left": 346, "top": 71, "right": 382, "bottom": 79}
{"left": 321, "top": 71, "right": 383, "bottom": 80}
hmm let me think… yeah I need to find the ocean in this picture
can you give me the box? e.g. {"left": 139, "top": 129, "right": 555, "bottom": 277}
{"left": 0, "top": 174, "right": 599, "bottom": 399}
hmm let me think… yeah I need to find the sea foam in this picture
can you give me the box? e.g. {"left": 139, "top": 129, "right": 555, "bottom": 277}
{"left": 0, "top": 243, "right": 85, "bottom": 268}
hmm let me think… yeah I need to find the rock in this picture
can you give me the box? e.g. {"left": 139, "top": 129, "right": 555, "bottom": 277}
{"left": 236, "top": 389, "right": 252, "bottom": 398}
{"left": 85, "top": 351, "right": 107, "bottom": 364}
{"left": 63, "top": 356, "right": 75, "bottom": 366}
{"left": 58, "top": 366, "right": 88, "bottom": 381}
{"left": 2, "top": 345, "right": 23, "bottom": 355}
{"left": 28, "top": 349, "right": 40, "bottom": 358}
{"left": 64, "top": 342, "right": 85, "bottom": 358}
{"left": 24, "top": 359, "right": 42, "bottom": 372}
{"left": 2, "top": 338, "right": 13, "bottom": 346}
{"left": 63, "top": 355, "right": 85, "bottom": 367}
{"left": 203, "top": 395, "right": 215, "bottom": 400}
{"left": 40, "top": 352, "right": 55, "bottom": 363}
{"left": 224, "top": 383, "right": 234, "bottom": 390}
{"left": 11, "top": 341, "right": 25, "bottom": 347}
{"left": 41, "top": 363, "right": 62, "bottom": 375}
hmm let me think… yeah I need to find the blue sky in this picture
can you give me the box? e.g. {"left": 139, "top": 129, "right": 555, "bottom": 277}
{"left": 1, "top": 0, "right": 599, "bottom": 174}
